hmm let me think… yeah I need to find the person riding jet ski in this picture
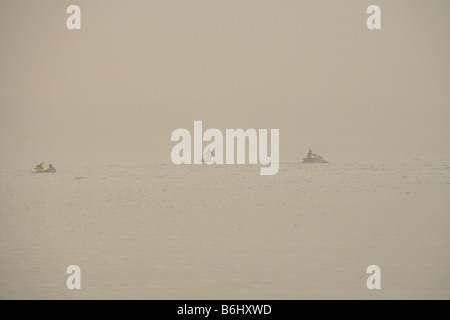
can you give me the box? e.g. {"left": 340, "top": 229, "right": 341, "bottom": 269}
{"left": 32, "top": 162, "right": 56, "bottom": 173}
{"left": 302, "top": 150, "right": 328, "bottom": 163}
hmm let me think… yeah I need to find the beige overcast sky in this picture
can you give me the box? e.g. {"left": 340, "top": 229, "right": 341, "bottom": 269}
{"left": 0, "top": 1, "right": 449, "bottom": 157}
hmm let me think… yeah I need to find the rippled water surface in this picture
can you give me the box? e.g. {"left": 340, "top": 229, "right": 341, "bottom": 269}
{"left": 1, "top": 157, "right": 449, "bottom": 299}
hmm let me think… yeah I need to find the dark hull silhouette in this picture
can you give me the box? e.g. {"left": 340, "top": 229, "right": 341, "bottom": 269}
{"left": 301, "top": 156, "right": 328, "bottom": 164}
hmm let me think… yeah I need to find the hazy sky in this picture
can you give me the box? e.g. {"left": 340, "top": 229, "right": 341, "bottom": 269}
{"left": 1, "top": 1, "right": 449, "bottom": 157}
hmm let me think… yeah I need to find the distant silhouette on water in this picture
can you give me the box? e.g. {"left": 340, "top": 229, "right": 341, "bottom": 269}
{"left": 32, "top": 162, "right": 56, "bottom": 173}
{"left": 302, "top": 150, "right": 328, "bottom": 164}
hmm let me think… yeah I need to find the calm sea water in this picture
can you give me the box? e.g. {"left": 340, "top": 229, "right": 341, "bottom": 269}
{"left": 1, "top": 155, "right": 449, "bottom": 299}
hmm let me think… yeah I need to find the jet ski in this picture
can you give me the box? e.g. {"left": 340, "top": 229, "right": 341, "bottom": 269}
{"left": 301, "top": 154, "right": 328, "bottom": 164}
{"left": 32, "top": 162, "right": 56, "bottom": 173}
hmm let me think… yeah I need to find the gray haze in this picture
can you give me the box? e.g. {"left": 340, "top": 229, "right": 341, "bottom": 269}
{"left": 0, "top": 1, "right": 449, "bottom": 299}
{"left": 1, "top": 1, "right": 449, "bottom": 160}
